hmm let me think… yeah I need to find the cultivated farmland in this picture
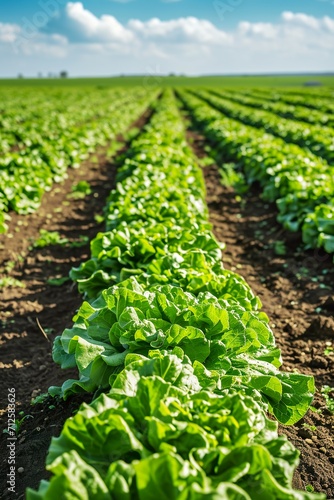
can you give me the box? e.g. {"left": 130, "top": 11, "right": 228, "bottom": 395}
{"left": 0, "top": 79, "right": 333, "bottom": 499}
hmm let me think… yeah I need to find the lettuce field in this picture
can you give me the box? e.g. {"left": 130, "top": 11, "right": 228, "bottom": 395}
{"left": 0, "top": 81, "right": 333, "bottom": 499}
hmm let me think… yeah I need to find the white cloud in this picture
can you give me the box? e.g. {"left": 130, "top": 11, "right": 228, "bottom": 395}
{"left": 238, "top": 21, "right": 278, "bottom": 39}
{"left": 323, "top": 15, "right": 334, "bottom": 33}
{"left": 55, "top": 4, "right": 231, "bottom": 46}
{"left": 281, "top": 11, "right": 334, "bottom": 34}
{"left": 0, "top": 22, "right": 21, "bottom": 43}
{"left": 0, "top": 21, "right": 68, "bottom": 59}
{"left": 128, "top": 16, "right": 231, "bottom": 44}
{"left": 66, "top": 2, "right": 134, "bottom": 42}
{"left": 282, "top": 11, "right": 321, "bottom": 30}
{"left": 19, "top": 34, "right": 68, "bottom": 57}
{"left": 234, "top": 11, "right": 334, "bottom": 52}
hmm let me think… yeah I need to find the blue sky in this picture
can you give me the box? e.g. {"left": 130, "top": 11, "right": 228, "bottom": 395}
{"left": 0, "top": 0, "right": 334, "bottom": 77}
{"left": 2, "top": 1, "right": 334, "bottom": 27}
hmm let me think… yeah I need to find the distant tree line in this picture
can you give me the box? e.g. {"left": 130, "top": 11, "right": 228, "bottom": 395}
{"left": 18, "top": 71, "right": 68, "bottom": 79}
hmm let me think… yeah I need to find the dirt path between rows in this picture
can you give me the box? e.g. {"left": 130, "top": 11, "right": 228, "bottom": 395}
{"left": 187, "top": 129, "right": 334, "bottom": 498}
{"left": 0, "top": 108, "right": 152, "bottom": 499}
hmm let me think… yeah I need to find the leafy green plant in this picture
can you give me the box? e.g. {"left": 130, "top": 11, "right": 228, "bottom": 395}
{"left": 219, "top": 162, "right": 247, "bottom": 193}
{"left": 199, "top": 155, "right": 215, "bottom": 167}
{"left": 0, "top": 277, "right": 25, "bottom": 288}
{"left": 94, "top": 214, "right": 105, "bottom": 224}
{"left": 68, "top": 181, "right": 92, "bottom": 200}
{"left": 274, "top": 240, "right": 287, "bottom": 256}
{"left": 324, "top": 343, "right": 334, "bottom": 356}
{"left": 33, "top": 230, "right": 69, "bottom": 248}
{"left": 302, "top": 423, "right": 317, "bottom": 432}
{"left": 46, "top": 276, "right": 70, "bottom": 287}
{"left": 66, "top": 235, "right": 89, "bottom": 248}
{"left": 3, "top": 260, "right": 16, "bottom": 273}
{"left": 31, "top": 393, "right": 50, "bottom": 405}
{"left": 2, "top": 411, "right": 33, "bottom": 435}
{"left": 28, "top": 352, "right": 322, "bottom": 500}
{"left": 309, "top": 405, "right": 322, "bottom": 414}
{"left": 50, "top": 276, "right": 314, "bottom": 425}
{"left": 321, "top": 385, "right": 334, "bottom": 413}
{"left": 32, "top": 231, "right": 88, "bottom": 250}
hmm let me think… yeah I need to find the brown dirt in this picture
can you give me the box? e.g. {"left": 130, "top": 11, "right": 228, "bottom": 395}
{"left": 0, "top": 108, "right": 152, "bottom": 499}
{"left": 188, "top": 129, "right": 334, "bottom": 498}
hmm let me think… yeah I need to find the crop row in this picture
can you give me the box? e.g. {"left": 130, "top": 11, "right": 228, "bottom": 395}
{"left": 179, "top": 90, "right": 334, "bottom": 256}
{"left": 215, "top": 89, "right": 334, "bottom": 128}
{"left": 244, "top": 88, "right": 334, "bottom": 115}
{"left": 28, "top": 90, "right": 321, "bottom": 499}
{"left": 194, "top": 89, "right": 334, "bottom": 164}
{"left": 0, "top": 87, "right": 157, "bottom": 233}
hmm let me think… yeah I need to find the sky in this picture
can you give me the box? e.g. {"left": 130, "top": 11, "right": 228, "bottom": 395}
{"left": 0, "top": 0, "right": 334, "bottom": 77}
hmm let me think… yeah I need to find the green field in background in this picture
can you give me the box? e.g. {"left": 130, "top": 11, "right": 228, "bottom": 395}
{"left": 1, "top": 74, "right": 334, "bottom": 89}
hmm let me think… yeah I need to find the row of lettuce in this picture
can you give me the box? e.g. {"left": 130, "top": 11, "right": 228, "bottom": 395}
{"left": 194, "top": 90, "right": 334, "bottom": 164}
{"left": 179, "top": 90, "right": 334, "bottom": 256}
{"left": 0, "top": 86, "right": 157, "bottom": 233}
{"left": 241, "top": 87, "right": 334, "bottom": 115}
{"left": 28, "top": 90, "right": 323, "bottom": 499}
{"left": 211, "top": 89, "right": 334, "bottom": 128}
